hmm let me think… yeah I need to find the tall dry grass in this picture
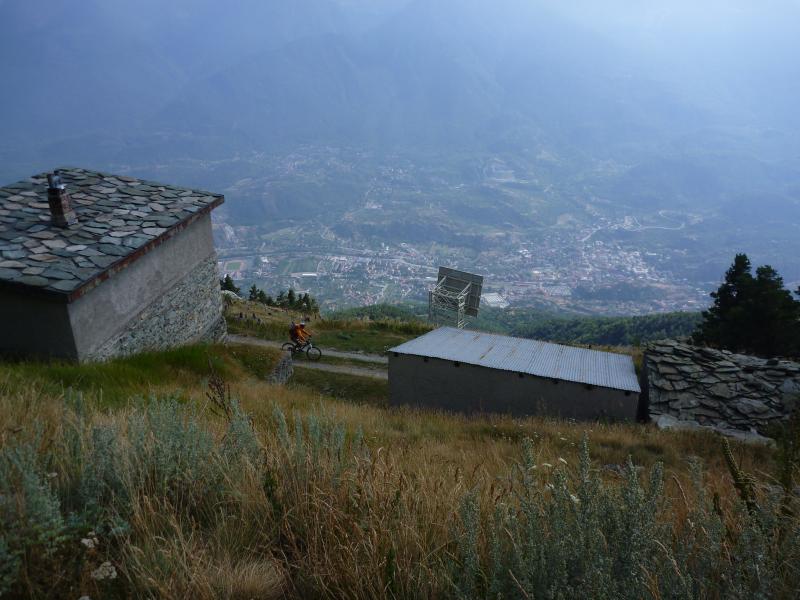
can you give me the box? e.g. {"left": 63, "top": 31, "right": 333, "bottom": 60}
{"left": 1, "top": 368, "right": 798, "bottom": 599}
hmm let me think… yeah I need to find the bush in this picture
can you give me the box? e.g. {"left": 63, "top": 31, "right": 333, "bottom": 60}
{"left": 450, "top": 437, "right": 800, "bottom": 599}
{"left": 1, "top": 388, "right": 799, "bottom": 598}
{"left": 0, "top": 442, "right": 66, "bottom": 596}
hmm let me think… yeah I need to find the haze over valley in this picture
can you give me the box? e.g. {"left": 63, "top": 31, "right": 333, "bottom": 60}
{"left": 2, "top": 0, "right": 799, "bottom": 314}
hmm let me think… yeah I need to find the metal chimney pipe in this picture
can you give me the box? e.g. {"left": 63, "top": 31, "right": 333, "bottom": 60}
{"left": 47, "top": 170, "right": 78, "bottom": 227}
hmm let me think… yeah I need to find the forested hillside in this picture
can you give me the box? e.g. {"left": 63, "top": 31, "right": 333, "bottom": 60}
{"left": 329, "top": 304, "right": 701, "bottom": 346}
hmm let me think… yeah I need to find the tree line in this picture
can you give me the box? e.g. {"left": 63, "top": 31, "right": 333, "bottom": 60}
{"left": 220, "top": 275, "right": 319, "bottom": 313}
{"left": 220, "top": 252, "right": 799, "bottom": 357}
{"left": 508, "top": 312, "right": 701, "bottom": 347}
{"left": 330, "top": 303, "right": 702, "bottom": 347}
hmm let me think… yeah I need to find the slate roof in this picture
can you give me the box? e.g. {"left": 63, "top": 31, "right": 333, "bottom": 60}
{"left": 0, "top": 167, "right": 223, "bottom": 301}
{"left": 390, "top": 327, "right": 641, "bottom": 393}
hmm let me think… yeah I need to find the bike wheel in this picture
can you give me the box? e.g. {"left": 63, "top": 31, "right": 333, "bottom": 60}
{"left": 281, "top": 342, "right": 296, "bottom": 354}
{"left": 306, "top": 346, "right": 322, "bottom": 361}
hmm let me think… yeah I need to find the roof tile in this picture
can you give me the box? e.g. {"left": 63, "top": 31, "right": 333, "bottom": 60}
{"left": 0, "top": 167, "right": 223, "bottom": 298}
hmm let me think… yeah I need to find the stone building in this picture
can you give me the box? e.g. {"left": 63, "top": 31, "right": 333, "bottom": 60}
{"left": 0, "top": 167, "right": 226, "bottom": 361}
{"left": 389, "top": 327, "right": 641, "bottom": 420}
{"left": 644, "top": 340, "right": 800, "bottom": 437}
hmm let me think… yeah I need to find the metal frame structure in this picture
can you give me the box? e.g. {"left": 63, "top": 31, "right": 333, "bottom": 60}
{"left": 428, "top": 267, "right": 483, "bottom": 328}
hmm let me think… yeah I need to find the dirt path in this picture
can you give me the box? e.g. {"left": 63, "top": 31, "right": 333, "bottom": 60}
{"left": 227, "top": 334, "right": 388, "bottom": 364}
{"left": 290, "top": 361, "right": 388, "bottom": 380}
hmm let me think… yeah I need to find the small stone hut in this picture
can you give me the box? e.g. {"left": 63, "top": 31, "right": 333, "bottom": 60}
{"left": 0, "top": 167, "right": 226, "bottom": 361}
{"left": 389, "top": 327, "right": 641, "bottom": 420}
{"left": 644, "top": 340, "right": 800, "bottom": 435}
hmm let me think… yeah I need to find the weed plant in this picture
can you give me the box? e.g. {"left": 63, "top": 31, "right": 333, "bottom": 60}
{"left": 0, "top": 380, "right": 798, "bottom": 598}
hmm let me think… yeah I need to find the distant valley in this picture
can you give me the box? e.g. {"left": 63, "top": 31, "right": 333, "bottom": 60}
{"left": 201, "top": 144, "right": 799, "bottom": 314}
{"left": 2, "top": 0, "right": 799, "bottom": 314}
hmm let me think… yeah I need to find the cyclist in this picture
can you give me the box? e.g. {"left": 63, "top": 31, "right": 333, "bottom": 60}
{"left": 297, "top": 321, "right": 312, "bottom": 345}
{"left": 289, "top": 320, "right": 300, "bottom": 345}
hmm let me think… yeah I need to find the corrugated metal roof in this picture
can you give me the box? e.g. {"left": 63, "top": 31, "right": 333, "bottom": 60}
{"left": 389, "top": 327, "right": 641, "bottom": 393}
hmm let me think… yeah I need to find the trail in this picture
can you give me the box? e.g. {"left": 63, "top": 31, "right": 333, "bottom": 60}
{"left": 228, "top": 334, "right": 388, "bottom": 364}
{"left": 289, "top": 361, "right": 388, "bottom": 380}
{"left": 227, "top": 334, "right": 390, "bottom": 378}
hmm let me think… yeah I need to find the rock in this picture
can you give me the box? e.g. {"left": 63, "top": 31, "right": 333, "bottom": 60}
{"left": 41, "top": 268, "right": 76, "bottom": 280}
{"left": 644, "top": 340, "right": 800, "bottom": 439}
{"left": 89, "top": 256, "right": 117, "bottom": 268}
{"left": 693, "top": 407, "right": 723, "bottom": 419}
{"left": 50, "top": 280, "right": 79, "bottom": 291}
{"left": 0, "top": 260, "right": 25, "bottom": 268}
{"left": 671, "top": 380, "right": 693, "bottom": 391}
{"left": 710, "top": 383, "right": 736, "bottom": 399}
{"left": 654, "top": 414, "right": 703, "bottom": 431}
{"left": 14, "top": 275, "right": 49, "bottom": 286}
{"left": 670, "top": 395, "right": 700, "bottom": 410}
{"left": 716, "top": 428, "right": 775, "bottom": 446}
{"left": 733, "top": 399, "right": 771, "bottom": 414}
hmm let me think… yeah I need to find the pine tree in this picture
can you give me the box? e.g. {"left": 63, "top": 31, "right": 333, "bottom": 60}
{"left": 248, "top": 284, "right": 260, "bottom": 302}
{"left": 693, "top": 254, "right": 753, "bottom": 351}
{"left": 220, "top": 274, "right": 241, "bottom": 295}
{"left": 693, "top": 254, "right": 800, "bottom": 357}
{"left": 257, "top": 290, "right": 268, "bottom": 304}
{"left": 287, "top": 289, "right": 296, "bottom": 307}
{"left": 748, "top": 265, "right": 800, "bottom": 357}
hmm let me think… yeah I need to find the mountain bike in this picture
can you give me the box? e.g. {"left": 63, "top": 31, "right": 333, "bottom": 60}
{"left": 281, "top": 338, "right": 322, "bottom": 361}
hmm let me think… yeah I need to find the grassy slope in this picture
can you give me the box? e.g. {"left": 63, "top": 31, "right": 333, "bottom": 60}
{"left": 225, "top": 298, "right": 430, "bottom": 354}
{"left": 1, "top": 318, "right": 797, "bottom": 597}
{"left": 0, "top": 342, "right": 281, "bottom": 406}
{"left": 0, "top": 339, "right": 773, "bottom": 489}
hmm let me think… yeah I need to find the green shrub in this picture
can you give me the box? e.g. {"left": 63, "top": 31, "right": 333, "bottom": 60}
{"left": 0, "top": 393, "right": 280, "bottom": 597}
{"left": 2, "top": 388, "right": 799, "bottom": 598}
{"left": 126, "top": 398, "right": 218, "bottom": 507}
{"left": 450, "top": 437, "right": 800, "bottom": 599}
{"left": 0, "top": 442, "right": 67, "bottom": 596}
{"left": 221, "top": 399, "right": 261, "bottom": 468}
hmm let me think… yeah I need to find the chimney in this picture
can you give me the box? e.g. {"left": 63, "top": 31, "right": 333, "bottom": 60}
{"left": 47, "top": 171, "right": 78, "bottom": 227}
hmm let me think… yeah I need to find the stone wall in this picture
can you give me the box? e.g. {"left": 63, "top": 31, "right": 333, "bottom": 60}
{"left": 645, "top": 340, "right": 800, "bottom": 437}
{"left": 83, "top": 256, "right": 226, "bottom": 361}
